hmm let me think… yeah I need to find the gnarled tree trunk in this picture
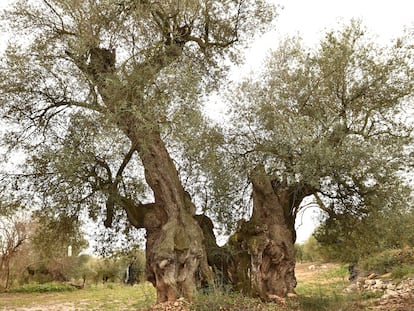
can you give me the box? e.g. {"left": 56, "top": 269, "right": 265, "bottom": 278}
{"left": 195, "top": 214, "right": 233, "bottom": 286}
{"left": 227, "top": 166, "right": 309, "bottom": 300}
{"left": 110, "top": 127, "right": 213, "bottom": 302}
{"left": 134, "top": 130, "right": 212, "bottom": 302}
{"left": 98, "top": 124, "right": 213, "bottom": 303}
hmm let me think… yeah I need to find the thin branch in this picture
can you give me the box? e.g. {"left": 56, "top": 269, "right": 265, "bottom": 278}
{"left": 114, "top": 147, "right": 136, "bottom": 185}
{"left": 42, "top": 0, "right": 77, "bottom": 36}
{"left": 313, "top": 192, "right": 332, "bottom": 215}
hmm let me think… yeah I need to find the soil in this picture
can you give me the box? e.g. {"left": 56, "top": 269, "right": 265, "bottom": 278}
{"left": 2, "top": 263, "right": 414, "bottom": 310}
{"left": 295, "top": 262, "right": 414, "bottom": 311}
{"left": 371, "top": 296, "right": 414, "bottom": 311}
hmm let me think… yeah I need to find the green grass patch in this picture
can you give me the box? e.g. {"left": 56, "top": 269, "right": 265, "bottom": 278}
{"left": 360, "top": 291, "right": 383, "bottom": 300}
{"left": 0, "top": 282, "right": 156, "bottom": 310}
{"left": 298, "top": 294, "right": 365, "bottom": 311}
{"left": 318, "top": 265, "right": 349, "bottom": 279}
{"left": 0, "top": 262, "right": 396, "bottom": 311}
{"left": 11, "top": 282, "right": 76, "bottom": 293}
{"left": 294, "top": 265, "right": 375, "bottom": 311}
{"left": 193, "top": 289, "right": 281, "bottom": 310}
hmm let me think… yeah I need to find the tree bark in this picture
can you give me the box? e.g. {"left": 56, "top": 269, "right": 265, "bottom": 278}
{"left": 195, "top": 214, "right": 233, "bottom": 286}
{"left": 227, "top": 166, "right": 301, "bottom": 300}
{"left": 0, "top": 257, "right": 10, "bottom": 289}
{"left": 126, "top": 130, "right": 212, "bottom": 302}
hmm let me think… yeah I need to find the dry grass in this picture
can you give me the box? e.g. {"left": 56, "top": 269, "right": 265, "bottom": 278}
{"left": 0, "top": 283, "right": 156, "bottom": 310}
{"left": 1, "top": 263, "right": 413, "bottom": 310}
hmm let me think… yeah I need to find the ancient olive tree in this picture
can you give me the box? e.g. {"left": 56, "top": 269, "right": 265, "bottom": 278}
{"left": 225, "top": 22, "right": 413, "bottom": 300}
{"left": 0, "top": 0, "right": 275, "bottom": 302}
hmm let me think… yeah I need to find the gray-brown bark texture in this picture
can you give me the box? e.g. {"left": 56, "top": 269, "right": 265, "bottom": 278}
{"left": 136, "top": 132, "right": 212, "bottom": 302}
{"left": 195, "top": 214, "right": 233, "bottom": 286}
{"left": 113, "top": 105, "right": 212, "bottom": 303}
{"left": 228, "top": 166, "right": 299, "bottom": 300}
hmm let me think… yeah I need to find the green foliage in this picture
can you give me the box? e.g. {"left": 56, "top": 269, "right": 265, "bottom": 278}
{"left": 93, "top": 258, "right": 123, "bottom": 283}
{"left": 0, "top": 0, "right": 278, "bottom": 251}
{"left": 0, "top": 204, "right": 30, "bottom": 289}
{"left": 315, "top": 206, "right": 414, "bottom": 263}
{"left": 360, "top": 291, "right": 383, "bottom": 300}
{"left": 31, "top": 211, "right": 88, "bottom": 260}
{"left": 391, "top": 265, "right": 414, "bottom": 279}
{"left": 193, "top": 288, "right": 281, "bottom": 310}
{"left": 83, "top": 248, "right": 146, "bottom": 285}
{"left": 1, "top": 263, "right": 405, "bottom": 310}
{"left": 300, "top": 236, "right": 323, "bottom": 262}
{"left": 294, "top": 243, "right": 304, "bottom": 262}
{"left": 19, "top": 211, "right": 91, "bottom": 284}
{"left": 11, "top": 282, "right": 76, "bottom": 293}
{"left": 359, "top": 247, "right": 414, "bottom": 274}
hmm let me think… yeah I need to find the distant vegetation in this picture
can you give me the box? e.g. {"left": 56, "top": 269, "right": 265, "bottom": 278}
{"left": 296, "top": 207, "right": 414, "bottom": 279}
{"left": 0, "top": 208, "right": 145, "bottom": 291}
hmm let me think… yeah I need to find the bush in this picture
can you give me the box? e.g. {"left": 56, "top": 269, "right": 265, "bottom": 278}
{"left": 301, "top": 236, "right": 323, "bottom": 262}
{"left": 295, "top": 243, "right": 304, "bottom": 262}
{"left": 391, "top": 265, "right": 414, "bottom": 279}
{"left": 359, "top": 247, "right": 414, "bottom": 274}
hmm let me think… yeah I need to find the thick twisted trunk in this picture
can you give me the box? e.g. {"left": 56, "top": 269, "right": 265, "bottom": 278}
{"left": 127, "top": 130, "right": 212, "bottom": 302}
{"left": 228, "top": 166, "right": 302, "bottom": 300}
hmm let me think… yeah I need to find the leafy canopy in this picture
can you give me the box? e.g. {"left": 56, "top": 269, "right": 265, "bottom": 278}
{"left": 228, "top": 21, "right": 413, "bottom": 223}
{"left": 0, "top": 0, "right": 276, "bottom": 243}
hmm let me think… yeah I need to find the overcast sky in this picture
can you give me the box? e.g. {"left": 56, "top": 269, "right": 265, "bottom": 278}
{"left": 0, "top": 0, "right": 413, "bottom": 243}
{"left": 243, "top": 0, "right": 413, "bottom": 71}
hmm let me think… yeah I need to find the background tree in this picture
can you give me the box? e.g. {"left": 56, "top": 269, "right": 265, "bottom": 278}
{"left": 31, "top": 211, "right": 88, "bottom": 260}
{"left": 223, "top": 21, "right": 413, "bottom": 300}
{"left": 315, "top": 194, "right": 414, "bottom": 263}
{"left": 0, "top": 208, "right": 29, "bottom": 289}
{"left": 0, "top": 0, "right": 275, "bottom": 302}
{"left": 300, "top": 236, "right": 323, "bottom": 263}
{"left": 29, "top": 210, "right": 88, "bottom": 282}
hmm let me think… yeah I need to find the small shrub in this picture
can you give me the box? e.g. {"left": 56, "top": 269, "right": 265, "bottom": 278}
{"left": 11, "top": 282, "right": 76, "bottom": 293}
{"left": 359, "top": 247, "right": 414, "bottom": 274}
{"left": 391, "top": 264, "right": 414, "bottom": 279}
{"left": 361, "top": 291, "right": 383, "bottom": 300}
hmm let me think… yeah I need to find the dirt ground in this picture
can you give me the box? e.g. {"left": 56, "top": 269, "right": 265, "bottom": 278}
{"left": 295, "top": 262, "right": 339, "bottom": 279}
{"left": 295, "top": 262, "right": 414, "bottom": 311}
{"left": 2, "top": 263, "right": 414, "bottom": 310}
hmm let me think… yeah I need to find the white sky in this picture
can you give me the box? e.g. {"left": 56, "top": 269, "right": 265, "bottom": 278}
{"left": 244, "top": 0, "right": 413, "bottom": 71}
{"left": 0, "top": 0, "right": 413, "bottom": 243}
